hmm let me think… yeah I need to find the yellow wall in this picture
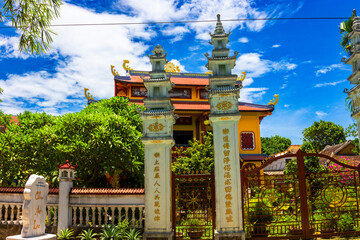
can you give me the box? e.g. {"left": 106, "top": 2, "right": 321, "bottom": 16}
{"left": 238, "top": 113, "right": 262, "bottom": 154}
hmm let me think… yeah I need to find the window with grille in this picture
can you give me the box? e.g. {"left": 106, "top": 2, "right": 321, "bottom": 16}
{"left": 241, "top": 132, "right": 255, "bottom": 150}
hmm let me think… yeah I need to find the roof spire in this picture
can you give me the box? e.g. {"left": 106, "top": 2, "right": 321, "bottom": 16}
{"left": 353, "top": 9, "right": 357, "bottom": 17}
{"left": 214, "top": 13, "right": 225, "bottom": 35}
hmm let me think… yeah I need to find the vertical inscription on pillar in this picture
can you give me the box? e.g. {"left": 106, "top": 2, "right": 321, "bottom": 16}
{"left": 153, "top": 152, "right": 161, "bottom": 222}
{"left": 222, "top": 128, "right": 233, "bottom": 223}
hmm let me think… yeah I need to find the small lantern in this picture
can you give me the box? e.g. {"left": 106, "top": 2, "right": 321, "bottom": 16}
{"left": 57, "top": 160, "right": 77, "bottom": 181}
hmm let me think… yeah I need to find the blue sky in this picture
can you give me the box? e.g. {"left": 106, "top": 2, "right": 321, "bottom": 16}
{"left": 0, "top": 0, "right": 358, "bottom": 144}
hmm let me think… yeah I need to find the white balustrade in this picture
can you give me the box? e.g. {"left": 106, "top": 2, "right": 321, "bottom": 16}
{"left": 45, "top": 204, "right": 58, "bottom": 227}
{"left": 0, "top": 203, "right": 22, "bottom": 225}
{"left": 70, "top": 205, "right": 144, "bottom": 228}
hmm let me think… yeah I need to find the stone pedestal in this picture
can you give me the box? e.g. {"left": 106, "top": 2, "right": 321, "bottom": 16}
{"left": 142, "top": 139, "right": 174, "bottom": 240}
{"left": 6, "top": 234, "right": 57, "bottom": 240}
{"left": 210, "top": 115, "right": 245, "bottom": 240}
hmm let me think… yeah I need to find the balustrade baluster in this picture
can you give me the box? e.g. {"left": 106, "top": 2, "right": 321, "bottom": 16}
{"left": 16, "top": 205, "right": 21, "bottom": 225}
{"left": 111, "top": 207, "right": 115, "bottom": 225}
{"left": 97, "top": 207, "right": 101, "bottom": 227}
{"left": 46, "top": 207, "right": 51, "bottom": 227}
{"left": 139, "top": 207, "right": 143, "bottom": 227}
{"left": 4, "top": 205, "right": 9, "bottom": 224}
{"left": 105, "top": 207, "right": 109, "bottom": 225}
{"left": 125, "top": 207, "right": 128, "bottom": 222}
{"left": 72, "top": 207, "right": 77, "bottom": 226}
{"left": 85, "top": 207, "right": 90, "bottom": 227}
{"left": 10, "top": 205, "right": 14, "bottom": 224}
{"left": 53, "top": 206, "right": 58, "bottom": 226}
{"left": 79, "top": 207, "right": 84, "bottom": 227}
{"left": 131, "top": 207, "right": 135, "bottom": 227}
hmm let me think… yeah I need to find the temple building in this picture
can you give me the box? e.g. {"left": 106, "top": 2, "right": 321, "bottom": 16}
{"left": 111, "top": 30, "right": 278, "bottom": 169}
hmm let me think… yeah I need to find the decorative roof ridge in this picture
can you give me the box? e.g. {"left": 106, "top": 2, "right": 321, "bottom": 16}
{"left": 238, "top": 101, "right": 275, "bottom": 109}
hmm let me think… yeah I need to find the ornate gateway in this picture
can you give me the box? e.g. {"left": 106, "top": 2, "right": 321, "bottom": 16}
{"left": 242, "top": 149, "right": 360, "bottom": 239}
{"left": 172, "top": 171, "right": 215, "bottom": 240}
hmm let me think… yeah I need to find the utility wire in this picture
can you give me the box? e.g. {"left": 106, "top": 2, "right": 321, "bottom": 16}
{"left": 0, "top": 16, "right": 349, "bottom": 28}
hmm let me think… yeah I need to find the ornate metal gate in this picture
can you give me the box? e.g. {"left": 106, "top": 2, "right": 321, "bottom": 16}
{"left": 172, "top": 171, "right": 215, "bottom": 240}
{"left": 242, "top": 149, "right": 360, "bottom": 239}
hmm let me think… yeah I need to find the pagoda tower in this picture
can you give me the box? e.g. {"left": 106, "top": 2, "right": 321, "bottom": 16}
{"left": 345, "top": 10, "right": 360, "bottom": 139}
{"left": 206, "top": 14, "right": 245, "bottom": 239}
{"left": 140, "top": 45, "right": 175, "bottom": 240}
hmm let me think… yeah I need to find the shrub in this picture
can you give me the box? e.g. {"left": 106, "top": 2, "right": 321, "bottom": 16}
{"left": 57, "top": 228, "right": 75, "bottom": 240}
{"left": 77, "top": 228, "right": 98, "bottom": 240}
{"left": 337, "top": 213, "right": 355, "bottom": 232}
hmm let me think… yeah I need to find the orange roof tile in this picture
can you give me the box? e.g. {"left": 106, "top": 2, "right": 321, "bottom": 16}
{"left": 0, "top": 187, "right": 59, "bottom": 194}
{"left": 57, "top": 160, "right": 77, "bottom": 170}
{"left": 70, "top": 188, "right": 144, "bottom": 195}
{"left": 116, "top": 74, "right": 209, "bottom": 86}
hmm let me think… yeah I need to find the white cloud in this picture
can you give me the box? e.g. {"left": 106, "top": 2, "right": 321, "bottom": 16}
{"left": 233, "top": 53, "right": 296, "bottom": 103}
{"left": 284, "top": 104, "right": 290, "bottom": 108}
{"left": 117, "top": 0, "right": 270, "bottom": 41}
{"left": 315, "top": 111, "right": 328, "bottom": 118}
{"left": 234, "top": 53, "right": 297, "bottom": 79}
{"left": 280, "top": 83, "right": 287, "bottom": 89}
{"left": 161, "top": 26, "right": 190, "bottom": 42}
{"left": 272, "top": 44, "right": 280, "bottom": 48}
{"left": 315, "top": 63, "right": 349, "bottom": 77}
{"left": 314, "top": 80, "right": 346, "bottom": 88}
{"left": 240, "top": 87, "right": 268, "bottom": 103}
{"left": 238, "top": 37, "right": 249, "bottom": 43}
{"left": 0, "top": 3, "right": 154, "bottom": 114}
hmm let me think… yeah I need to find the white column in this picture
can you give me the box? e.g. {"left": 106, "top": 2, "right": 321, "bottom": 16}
{"left": 57, "top": 177, "right": 72, "bottom": 232}
{"left": 211, "top": 115, "right": 245, "bottom": 240}
{"left": 143, "top": 140, "right": 173, "bottom": 240}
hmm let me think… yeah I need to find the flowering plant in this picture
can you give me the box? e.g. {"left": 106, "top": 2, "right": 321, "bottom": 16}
{"left": 328, "top": 157, "right": 357, "bottom": 184}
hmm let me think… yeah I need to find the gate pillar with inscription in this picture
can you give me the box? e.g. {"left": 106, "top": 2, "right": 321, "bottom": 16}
{"left": 206, "top": 14, "right": 245, "bottom": 240}
{"left": 344, "top": 10, "right": 360, "bottom": 139}
{"left": 140, "top": 45, "right": 176, "bottom": 240}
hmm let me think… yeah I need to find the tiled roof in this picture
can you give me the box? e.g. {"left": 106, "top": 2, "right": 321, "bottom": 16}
{"left": 129, "top": 100, "right": 273, "bottom": 112}
{"left": 70, "top": 188, "right": 144, "bottom": 195}
{"left": 286, "top": 145, "right": 302, "bottom": 154}
{"left": 0, "top": 187, "right": 59, "bottom": 194}
{"left": 321, "top": 140, "right": 353, "bottom": 155}
{"left": 0, "top": 187, "right": 144, "bottom": 195}
{"left": 116, "top": 74, "right": 209, "bottom": 86}
{"left": 57, "top": 160, "right": 77, "bottom": 170}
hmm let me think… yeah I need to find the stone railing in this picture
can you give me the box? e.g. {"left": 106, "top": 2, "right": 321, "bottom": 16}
{"left": 0, "top": 203, "right": 58, "bottom": 228}
{"left": 69, "top": 205, "right": 144, "bottom": 228}
{"left": 0, "top": 187, "right": 145, "bottom": 234}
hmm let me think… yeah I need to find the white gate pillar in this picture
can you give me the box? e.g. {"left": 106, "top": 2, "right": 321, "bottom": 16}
{"left": 206, "top": 14, "right": 245, "bottom": 240}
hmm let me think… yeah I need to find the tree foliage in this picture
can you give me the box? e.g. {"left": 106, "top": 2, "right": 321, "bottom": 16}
{"left": 172, "top": 132, "right": 214, "bottom": 174}
{"left": 261, "top": 135, "right": 291, "bottom": 156}
{"left": 340, "top": 11, "right": 355, "bottom": 54}
{"left": 302, "top": 120, "right": 346, "bottom": 152}
{"left": 0, "top": 97, "right": 145, "bottom": 188}
{"left": 0, "top": 0, "right": 62, "bottom": 54}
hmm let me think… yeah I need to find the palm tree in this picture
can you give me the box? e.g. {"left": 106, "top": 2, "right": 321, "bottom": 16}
{"left": 340, "top": 10, "right": 356, "bottom": 54}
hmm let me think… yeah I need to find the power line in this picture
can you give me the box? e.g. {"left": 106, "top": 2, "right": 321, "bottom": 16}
{"left": 0, "top": 16, "right": 349, "bottom": 29}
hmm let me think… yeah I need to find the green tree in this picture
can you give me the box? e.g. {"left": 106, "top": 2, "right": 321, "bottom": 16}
{"left": 0, "top": 0, "right": 62, "bottom": 53}
{"left": 172, "top": 132, "right": 214, "bottom": 174}
{"left": 302, "top": 120, "right": 346, "bottom": 152}
{"left": 345, "top": 122, "right": 359, "bottom": 154}
{"left": 261, "top": 135, "right": 291, "bottom": 156}
{"left": 340, "top": 10, "right": 355, "bottom": 54}
{"left": 0, "top": 97, "right": 145, "bottom": 187}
